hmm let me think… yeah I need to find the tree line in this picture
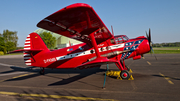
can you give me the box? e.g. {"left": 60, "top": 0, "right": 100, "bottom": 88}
{"left": 153, "top": 42, "right": 180, "bottom": 47}
{"left": 0, "top": 29, "right": 18, "bottom": 54}
{"left": 0, "top": 30, "right": 56, "bottom": 55}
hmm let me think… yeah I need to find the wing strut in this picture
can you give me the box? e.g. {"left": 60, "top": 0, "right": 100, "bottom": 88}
{"left": 86, "top": 11, "right": 101, "bottom": 58}
{"left": 76, "top": 10, "right": 117, "bottom": 68}
{"left": 89, "top": 33, "right": 101, "bottom": 58}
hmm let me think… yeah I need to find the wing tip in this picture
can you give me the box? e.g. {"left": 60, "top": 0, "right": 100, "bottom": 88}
{"left": 66, "top": 3, "right": 92, "bottom": 9}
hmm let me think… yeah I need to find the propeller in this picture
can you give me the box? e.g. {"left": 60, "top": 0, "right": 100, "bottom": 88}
{"left": 146, "top": 28, "right": 157, "bottom": 60}
{"left": 146, "top": 28, "right": 152, "bottom": 49}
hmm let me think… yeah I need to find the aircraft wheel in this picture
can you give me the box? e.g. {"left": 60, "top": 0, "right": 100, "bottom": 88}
{"left": 120, "top": 70, "right": 130, "bottom": 80}
{"left": 39, "top": 68, "right": 45, "bottom": 75}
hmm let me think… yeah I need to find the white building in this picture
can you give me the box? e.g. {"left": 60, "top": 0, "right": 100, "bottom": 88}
{"left": 34, "top": 28, "right": 82, "bottom": 49}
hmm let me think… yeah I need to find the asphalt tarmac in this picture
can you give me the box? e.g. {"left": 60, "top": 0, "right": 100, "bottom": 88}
{"left": 0, "top": 54, "right": 180, "bottom": 101}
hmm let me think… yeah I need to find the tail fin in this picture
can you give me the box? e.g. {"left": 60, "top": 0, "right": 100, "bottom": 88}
{"left": 24, "top": 32, "right": 48, "bottom": 66}
{"left": 24, "top": 32, "right": 48, "bottom": 50}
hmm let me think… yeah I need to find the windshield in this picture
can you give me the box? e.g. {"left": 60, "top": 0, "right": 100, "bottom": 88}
{"left": 122, "top": 36, "right": 128, "bottom": 41}
{"left": 114, "top": 36, "right": 129, "bottom": 44}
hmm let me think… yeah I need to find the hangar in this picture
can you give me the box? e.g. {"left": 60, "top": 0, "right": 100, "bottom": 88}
{"left": 34, "top": 28, "right": 82, "bottom": 49}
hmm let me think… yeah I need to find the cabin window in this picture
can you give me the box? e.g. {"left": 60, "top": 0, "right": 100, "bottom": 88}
{"left": 114, "top": 35, "right": 129, "bottom": 44}
{"left": 118, "top": 37, "right": 123, "bottom": 43}
{"left": 122, "top": 36, "right": 128, "bottom": 41}
{"left": 110, "top": 39, "right": 115, "bottom": 44}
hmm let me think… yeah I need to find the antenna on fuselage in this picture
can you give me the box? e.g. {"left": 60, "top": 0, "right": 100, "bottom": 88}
{"left": 111, "top": 25, "right": 114, "bottom": 36}
{"left": 69, "top": 40, "right": 71, "bottom": 47}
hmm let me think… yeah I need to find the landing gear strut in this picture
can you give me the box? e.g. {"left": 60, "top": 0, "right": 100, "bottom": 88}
{"left": 115, "top": 60, "right": 132, "bottom": 80}
{"left": 39, "top": 68, "right": 45, "bottom": 75}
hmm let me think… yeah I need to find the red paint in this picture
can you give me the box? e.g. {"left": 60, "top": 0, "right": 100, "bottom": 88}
{"left": 123, "top": 73, "right": 127, "bottom": 77}
{"left": 133, "top": 55, "right": 141, "bottom": 60}
{"left": 11, "top": 3, "right": 151, "bottom": 72}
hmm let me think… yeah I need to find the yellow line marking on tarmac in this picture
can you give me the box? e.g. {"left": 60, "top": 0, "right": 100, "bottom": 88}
{"left": 12, "top": 73, "right": 34, "bottom": 79}
{"left": 0, "top": 91, "right": 117, "bottom": 101}
{"left": 147, "top": 61, "right": 151, "bottom": 65}
{"left": 159, "top": 73, "right": 174, "bottom": 84}
{"left": 0, "top": 73, "right": 34, "bottom": 82}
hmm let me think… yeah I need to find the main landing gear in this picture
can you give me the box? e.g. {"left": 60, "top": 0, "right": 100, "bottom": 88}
{"left": 106, "top": 69, "right": 133, "bottom": 80}
{"left": 102, "top": 63, "right": 133, "bottom": 89}
{"left": 39, "top": 68, "right": 45, "bottom": 75}
{"left": 106, "top": 60, "right": 134, "bottom": 80}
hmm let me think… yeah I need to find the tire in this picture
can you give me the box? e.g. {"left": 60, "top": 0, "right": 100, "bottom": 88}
{"left": 39, "top": 70, "right": 45, "bottom": 75}
{"left": 120, "top": 70, "right": 130, "bottom": 79}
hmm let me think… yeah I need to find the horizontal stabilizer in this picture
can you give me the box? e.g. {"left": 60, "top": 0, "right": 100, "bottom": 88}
{"left": 9, "top": 49, "right": 43, "bottom": 53}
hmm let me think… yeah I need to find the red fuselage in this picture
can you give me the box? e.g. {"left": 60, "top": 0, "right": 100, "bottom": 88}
{"left": 28, "top": 35, "right": 150, "bottom": 69}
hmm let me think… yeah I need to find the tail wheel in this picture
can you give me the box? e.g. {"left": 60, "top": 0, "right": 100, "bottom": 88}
{"left": 120, "top": 70, "right": 130, "bottom": 79}
{"left": 39, "top": 68, "right": 45, "bottom": 75}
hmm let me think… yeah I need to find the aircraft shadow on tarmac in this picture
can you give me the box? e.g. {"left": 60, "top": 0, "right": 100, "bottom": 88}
{"left": 152, "top": 75, "right": 180, "bottom": 80}
{"left": 0, "top": 66, "right": 107, "bottom": 86}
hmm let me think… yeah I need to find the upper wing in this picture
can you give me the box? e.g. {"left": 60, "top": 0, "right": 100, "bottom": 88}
{"left": 37, "top": 3, "right": 113, "bottom": 45}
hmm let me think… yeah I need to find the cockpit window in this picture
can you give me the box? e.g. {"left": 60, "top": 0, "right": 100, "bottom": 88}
{"left": 118, "top": 37, "right": 123, "bottom": 41}
{"left": 110, "top": 38, "right": 115, "bottom": 44}
{"left": 117, "top": 37, "right": 123, "bottom": 43}
{"left": 113, "top": 35, "right": 129, "bottom": 44}
{"left": 122, "top": 36, "right": 128, "bottom": 41}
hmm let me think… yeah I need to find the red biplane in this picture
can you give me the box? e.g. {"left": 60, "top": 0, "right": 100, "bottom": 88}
{"left": 12, "top": 3, "right": 152, "bottom": 80}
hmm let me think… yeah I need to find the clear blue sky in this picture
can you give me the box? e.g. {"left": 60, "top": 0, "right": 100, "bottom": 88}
{"left": 0, "top": 0, "right": 180, "bottom": 46}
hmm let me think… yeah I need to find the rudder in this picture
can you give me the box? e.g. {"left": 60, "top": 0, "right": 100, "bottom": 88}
{"left": 24, "top": 32, "right": 48, "bottom": 66}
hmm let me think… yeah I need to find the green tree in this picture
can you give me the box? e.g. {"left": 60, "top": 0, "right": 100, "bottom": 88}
{"left": 39, "top": 32, "right": 56, "bottom": 49}
{"left": 0, "top": 29, "right": 18, "bottom": 53}
{"left": 2, "top": 29, "right": 18, "bottom": 47}
{"left": 0, "top": 37, "right": 5, "bottom": 52}
{"left": 5, "top": 41, "right": 16, "bottom": 52}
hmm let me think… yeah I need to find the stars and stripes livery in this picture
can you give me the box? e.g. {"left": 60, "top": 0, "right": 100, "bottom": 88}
{"left": 24, "top": 35, "right": 33, "bottom": 66}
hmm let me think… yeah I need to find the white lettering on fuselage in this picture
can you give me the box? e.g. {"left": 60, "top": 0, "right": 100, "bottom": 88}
{"left": 44, "top": 58, "right": 56, "bottom": 63}
{"left": 97, "top": 44, "right": 104, "bottom": 47}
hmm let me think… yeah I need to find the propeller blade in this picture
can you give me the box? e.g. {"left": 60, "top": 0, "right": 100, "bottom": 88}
{"left": 151, "top": 46, "right": 154, "bottom": 53}
{"left": 146, "top": 31, "right": 148, "bottom": 39}
{"left": 146, "top": 28, "right": 157, "bottom": 60}
{"left": 149, "top": 28, "right": 151, "bottom": 43}
{"left": 151, "top": 46, "right": 157, "bottom": 60}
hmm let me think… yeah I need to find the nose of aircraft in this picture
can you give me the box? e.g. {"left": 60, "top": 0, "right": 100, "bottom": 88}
{"left": 138, "top": 29, "right": 152, "bottom": 55}
{"left": 138, "top": 39, "right": 151, "bottom": 55}
{"left": 146, "top": 28, "right": 152, "bottom": 50}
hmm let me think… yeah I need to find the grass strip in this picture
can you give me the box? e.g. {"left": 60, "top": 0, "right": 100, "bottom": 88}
{"left": 153, "top": 50, "right": 180, "bottom": 54}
